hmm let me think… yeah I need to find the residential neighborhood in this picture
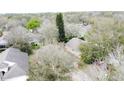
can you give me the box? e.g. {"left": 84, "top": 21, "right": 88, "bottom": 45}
{"left": 0, "top": 12, "right": 124, "bottom": 81}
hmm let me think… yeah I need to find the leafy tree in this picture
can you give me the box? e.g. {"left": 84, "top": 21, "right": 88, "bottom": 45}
{"left": 26, "top": 18, "right": 40, "bottom": 31}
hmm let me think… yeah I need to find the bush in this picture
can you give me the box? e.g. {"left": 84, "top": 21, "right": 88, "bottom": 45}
{"left": 118, "top": 34, "right": 124, "bottom": 45}
{"left": 81, "top": 30, "right": 119, "bottom": 64}
{"left": 56, "top": 13, "right": 65, "bottom": 42}
{"left": 37, "top": 19, "right": 58, "bottom": 44}
{"left": 19, "top": 43, "right": 33, "bottom": 55}
{"left": 0, "top": 16, "right": 8, "bottom": 29}
{"left": 80, "top": 43, "right": 107, "bottom": 64}
{"left": 81, "top": 18, "right": 123, "bottom": 64}
{"left": 31, "top": 42, "right": 40, "bottom": 49}
{"left": 4, "top": 26, "right": 29, "bottom": 45}
{"left": 26, "top": 18, "right": 40, "bottom": 30}
{"left": 79, "top": 36, "right": 85, "bottom": 40}
{"left": 6, "top": 19, "right": 21, "bottom": 30}
{"left": 28, "top": 44, "right": 78, "bottom": 80}
{"left": 64, "top": 35, "right": 76, "bottom": 43}
{"left": 28, "top": 61, "right": 70, "bottom": 81}
{"left": 104, "top": 46, "right": 124, "bottom": 80}
{"left": 64, "top": 23, "right": 82, "bottom": 38}
{"left": 4, "top": 26, "right": 33, "bottom": 55}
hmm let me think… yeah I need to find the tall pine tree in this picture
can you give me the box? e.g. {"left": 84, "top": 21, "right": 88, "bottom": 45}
{"left": 56, "top": 13, "right": 65, "bottom": 42}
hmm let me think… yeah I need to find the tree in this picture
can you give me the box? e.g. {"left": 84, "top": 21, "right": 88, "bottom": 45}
{"left": 56, "top": 13, "right": 65, "bottom": 42}
{"left": 26, "top": 18, "right": 40, "bottom": 32}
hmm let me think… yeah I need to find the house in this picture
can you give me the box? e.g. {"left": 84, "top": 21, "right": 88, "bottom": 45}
{"left": 0, "top": 48, "right": 28, "bottom": 81}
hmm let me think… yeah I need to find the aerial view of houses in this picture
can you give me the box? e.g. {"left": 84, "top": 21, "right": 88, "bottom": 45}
{"left": 0, "top": 12, "right": 124, "bottom": 81}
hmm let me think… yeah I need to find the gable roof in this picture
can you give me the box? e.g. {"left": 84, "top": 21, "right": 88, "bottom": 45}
{"left": 0, "top": 48, "right": 28, "bottom": 80}
{"left": 5, "top": 48, "right": 28, "bottom": 72}
{"left": 0, "top": 48, "right": 28, "bottom": 72}
{"left": 0, "top": 63, "right": 8, "bottom": 72}
{"left": 3, "top": 64, "right": 26, "bottom": 80}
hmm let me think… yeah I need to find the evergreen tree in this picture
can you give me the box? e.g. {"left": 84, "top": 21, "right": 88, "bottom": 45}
{"left": 56, "top": 13, "right": 65, "bottom": 42}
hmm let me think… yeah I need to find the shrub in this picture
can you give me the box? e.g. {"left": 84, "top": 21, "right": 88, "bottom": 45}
{"left": 104, "top": 46, "right": 124, "bottom": 80}
{"left": 81, "top": 30, "right": 120, "bottom": 64}
{"left": 4, "top": 26, "right": 29, "bottom": 45}
{"left": 28, "top": 44, "right": 78, "bottom": 80}
{"left": 6, "top": 19, "right": 21, "bottom": 31}
{"left": 64, "top": 35, "right": 76, "bottom": 43}
{"left": 19, "top": 43, "right": 33, "bottom": 55}
{"left": 0, "top": 16, "right": 8, "bottom": 29}
{"left": 26, "top": 18, "right": 40, "bottom": 30}
{"left": 31, "top": 42, "right": 40, "bottom": 49}
{"left": 80, "top": 43, "right": 107, "bottom": 64}
{"left": 56, "top": 13, "right": 65, "bottom": 42}
{"left": 4, "top": 26, "right": 33, "bottom": 55}
{"left": 37, "top": 19, "right": 58, "bottom": 44}
{"left": 64, "top": 23, "right": 91, "bottom": 42}
{"left": 64, "top": 24, "right": 83, "bottom": 38}
{"left": 79, "top": 37, "right": 85, "bottom": 40}
{"left": 82, "top": 18, "right": 122, "bottom": 64}
{"left": 118, "top": 33, "right": 124, "bottom": 45}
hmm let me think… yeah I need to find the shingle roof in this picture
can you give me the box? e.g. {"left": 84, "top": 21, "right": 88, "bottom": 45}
{"left": 0, "top": 48, "right": 28, "bottom": 80}
{"left": 0, "top": 63, "right": 8, "bottom": 69}
{"left": 3, "top": 64, "right": 26, "bottom": 80}
{"left": 5, "top": 48, "right": 28, "bottom": 72}
{"left": 0, "top": 63, "right": 8, "bottom": 72}
{"left": 0, "top": 48, "right": 28, "bottom": 73}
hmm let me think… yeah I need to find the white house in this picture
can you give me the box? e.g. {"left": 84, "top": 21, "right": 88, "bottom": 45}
{"left": 0, "top": 48, "right": 28, "bottom": 81}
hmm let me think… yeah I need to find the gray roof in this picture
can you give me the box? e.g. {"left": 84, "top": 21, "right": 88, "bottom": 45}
{"left": 0, "top": 63, "right": 8, "bottom": 69}
{"left": 0, "top": 48, "right": 28, "bottom": 80}
{"left": 0, "top": 63, "right": 9, "bottom": 72}
{"left": 3, "top": 64, "right": 26, "bottom": 80}
{"left": 5, "top": 48, "right": 28, "bottom": 72}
